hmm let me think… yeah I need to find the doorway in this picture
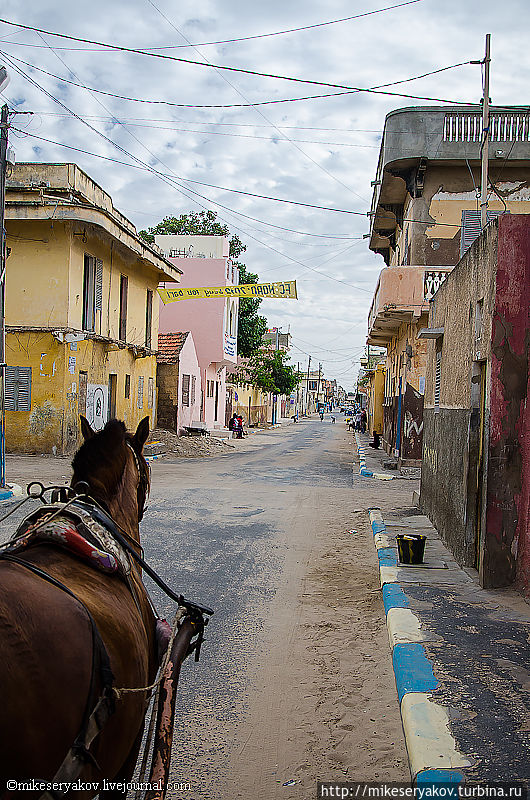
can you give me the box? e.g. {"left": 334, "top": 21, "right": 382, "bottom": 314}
{"left": 108, "top": 373, "right": 117, "bottom": 420}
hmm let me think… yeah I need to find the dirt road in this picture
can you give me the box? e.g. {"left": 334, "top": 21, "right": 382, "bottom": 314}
{"left": 144, "top": 419, "right": 412, "bottom": 799}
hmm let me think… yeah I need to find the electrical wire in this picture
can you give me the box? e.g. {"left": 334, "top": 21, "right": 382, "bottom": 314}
{"left": 0, "top": 2, "right": 426, "bottom": 52}
{"left": 143, "top": 0, "right": 371, "bottom": 206}
{"left": 0, "top": 18, "right": 473, "bottom": 105}
{"left": 10, "top": 126, "right": 366, "bottom": 216}
{"left": 0, "top": 49, "right": 474, "bottom": 115}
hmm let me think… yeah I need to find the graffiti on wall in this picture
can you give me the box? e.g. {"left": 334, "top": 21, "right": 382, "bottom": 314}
{"left": 86, "top": 384, "right": 108, "bottom": 431}
{"left": 402, "top": 382, "right": 424, "bottom": 460}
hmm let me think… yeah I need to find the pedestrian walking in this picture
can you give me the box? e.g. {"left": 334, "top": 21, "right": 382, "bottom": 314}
{"left": 360, "top": 410, "right": 367, "bottom": 434}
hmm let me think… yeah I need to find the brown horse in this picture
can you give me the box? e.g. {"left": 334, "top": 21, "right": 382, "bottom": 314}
{"left": 0, "top": 416, "right": 157, "bottom": 797}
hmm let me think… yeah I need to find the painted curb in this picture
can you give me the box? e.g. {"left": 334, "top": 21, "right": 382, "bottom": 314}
{"left": 0, "top": 483, "right": 22, "bottom": 502}
{"left": 367, "top": 508, "right": 469, "bottom": 782}
{"left": 145, "top": 454, "right": 165, "bottom": 462}
{"left": 355, "top": 433, "right": 394, "bottom": 480}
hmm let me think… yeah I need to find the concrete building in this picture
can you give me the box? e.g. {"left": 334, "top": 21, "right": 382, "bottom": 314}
{"left": 4, "top": 163, "right": 181, "bottom": 453}
{"left": 156, "top": 235, "right": 238, "bottom": 430}
{"left": 156, "top": 332, "right": 201, "bottom": 434}
{"left": 367, "top": 105, "right": 530, "bottom": 465}
{"left": 420, "top": 215, "right": 530, "bottom": 598}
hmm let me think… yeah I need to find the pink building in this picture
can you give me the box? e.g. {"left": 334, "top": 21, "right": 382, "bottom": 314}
{"left": 156, "top": 235, "right": 239, "bottom": 429}
{"left": 156, "top": 332, "right": 201, "bottom": 434}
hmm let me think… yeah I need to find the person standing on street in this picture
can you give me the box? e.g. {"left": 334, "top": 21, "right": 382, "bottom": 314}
{"left": 360, "top": 409, "right": 367, "bottom": 434}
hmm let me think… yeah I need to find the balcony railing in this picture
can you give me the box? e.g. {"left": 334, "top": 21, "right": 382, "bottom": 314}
{"left": 443, "top": 111, "right": 530, "bottom": 143}
{"left": 424, "top": 270, "right": 449, "bottom": 300}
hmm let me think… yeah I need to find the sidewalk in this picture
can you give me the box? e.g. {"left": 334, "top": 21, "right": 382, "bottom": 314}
{"left": 354, "top": 432, "right": 530, "bottom": 785}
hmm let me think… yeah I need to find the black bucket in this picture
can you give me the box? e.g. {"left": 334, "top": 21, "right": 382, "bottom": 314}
{"left": 396, "top": 534, "right": 426, "bottom": 565}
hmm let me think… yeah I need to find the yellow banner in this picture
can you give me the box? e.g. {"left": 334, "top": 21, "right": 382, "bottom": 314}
{"left": 157, "top": 280, "right": 298, "bottom": 304}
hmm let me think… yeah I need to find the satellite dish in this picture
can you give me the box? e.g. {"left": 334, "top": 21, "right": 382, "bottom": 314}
{"left": 0, "top": 66, "right": 9, "bottom": 94}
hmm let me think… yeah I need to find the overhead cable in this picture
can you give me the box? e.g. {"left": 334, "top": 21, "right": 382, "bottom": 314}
{"left": 0, "top": 19, "right": 473, "bottom": 105}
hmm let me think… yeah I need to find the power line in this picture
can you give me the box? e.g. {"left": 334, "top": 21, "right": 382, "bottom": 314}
{"left": 0, "top": 18, "right": 473, "bottom": 105}
{"left": 0, "top": 1, "right": 426, "bottom": 52}
{"left": 11, "top": 124, "right": 366, "bottom": 215}
{"left": 11, "top": 127, "right": 466, "bottom": 233}
{"left": 119, "top": 1, "right": 430, "bottom": 50}
{"left": 143, "top": 0, "right": 370, "bottom": 207}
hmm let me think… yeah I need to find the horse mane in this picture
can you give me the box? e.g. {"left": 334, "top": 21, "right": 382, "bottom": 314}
{"left": 71, "top": 419, "right": 131, "bottom": 506}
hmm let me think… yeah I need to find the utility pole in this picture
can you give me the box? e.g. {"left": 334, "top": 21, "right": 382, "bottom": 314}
{"left": 296, "top": 361, "right": 300, "bottom": 418}
{"left": 306, "top": 355, "right": 311, "bottom": 415}
{"left": 317, "top": 363, "right": 322, "bottom": 411}
{"left": 480, "top": 34, "right": 491, "bottom": 230}
{"left": 0, "top": 103, "right": 8, "bottom": 488}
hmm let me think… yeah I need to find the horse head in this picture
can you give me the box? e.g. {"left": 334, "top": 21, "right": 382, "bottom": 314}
{"left": 71, "top": 416, "right": 151, "bottom": 542}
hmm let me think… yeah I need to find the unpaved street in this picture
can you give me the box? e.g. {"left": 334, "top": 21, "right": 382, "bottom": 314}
{"left": 143, "top": 419, "right": 411, "bottom": 798}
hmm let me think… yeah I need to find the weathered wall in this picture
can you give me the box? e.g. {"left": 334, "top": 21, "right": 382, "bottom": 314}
{"left": 422, "top": 408, "right": 476, "bottom": 565}
{"left": 156, "top": 362, "right": 179, "bottom": 432}
{"left": 421, "top": 215, "right": 530, "bottom": 596}
{"left": 381, "top": 314, "right": 428, "bottom": 462}
{"left": 420, "top": 223, "right": 498, "bottom": 567}
{"left": 483, "top": 215, "right": 530, "bottom": 595}
{"left": 6, "top": 333, "right": 157, "bottom": 454}
{"left": 393, "top": 166, "right": 530, "bottom": 268}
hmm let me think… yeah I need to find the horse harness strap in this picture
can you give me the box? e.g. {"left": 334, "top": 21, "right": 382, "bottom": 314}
{"left": 0, "top": 554, "right": 115, "bottom": 796}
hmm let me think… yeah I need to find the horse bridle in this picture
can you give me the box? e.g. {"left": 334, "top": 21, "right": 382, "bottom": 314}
{"left": 125, "top": 440, "right": 150, "bottom": 522}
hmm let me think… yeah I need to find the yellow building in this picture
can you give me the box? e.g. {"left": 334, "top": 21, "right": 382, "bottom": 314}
{"left": 366, "top": 363, "right": 385, "bottom": 436}
{"left": 5, "top": 163, "right": 181, "bottom": 453}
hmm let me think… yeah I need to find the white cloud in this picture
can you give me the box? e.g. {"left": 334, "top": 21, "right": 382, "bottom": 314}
{"left": 1, "top": 0, "right": 529, "bottom": 388}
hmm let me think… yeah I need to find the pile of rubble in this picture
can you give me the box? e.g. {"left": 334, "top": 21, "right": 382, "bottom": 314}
{"left": 146, "top": 427, "right": 234, "bottom": 458}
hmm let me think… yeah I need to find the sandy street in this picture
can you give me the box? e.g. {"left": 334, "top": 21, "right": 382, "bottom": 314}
{"left": 144, "top": 419, "right": 412, "bottom": 799}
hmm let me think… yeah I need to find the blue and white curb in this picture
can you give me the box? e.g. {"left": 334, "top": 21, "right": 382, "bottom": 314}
{"left": 368, "top": 509, "right": 469, "bottom": 783}
{"left": 0, "top": 483, "right": 22, "bottom": 502}
{"left": 145, "top": 454, "right": 164, "bottom": 462}
{"left": 355, "top": 433, "right": 394, "bottom": 480}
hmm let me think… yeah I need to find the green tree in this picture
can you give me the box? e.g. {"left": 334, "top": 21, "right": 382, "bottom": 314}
{"left": 237, "top": 347, "right": 303, "bottom": 396}
{"left": 140, "top": 211, "right": 267, "bottom": 357}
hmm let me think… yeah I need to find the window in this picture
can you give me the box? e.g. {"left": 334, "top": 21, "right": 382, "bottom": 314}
{"left": 434, "top": 350, "right": 442, "bottom": 411}
{"left": 147, "top": 377, "right": 154, "bottom": 409}
{"left": 125, "top": 374, "right": 131, "bottom": 399}
{"left": 145, "top": 289, "right": 153, "bottom": 349}
{"left": 137, "top": 376, "right": 144, "bottom": 409}
{"left": 119, "top": 275, "right": 128, "bottom": 341}
{"left": 460, "top": 210, "right": 507, "bottom": 258}
{"left": 182, "top": 374, "right": 190, "bottom": 406}
{"left": 82, "top": 254, "right": 96, "bottom": 331}
{"left": 5, "top": 366, "right": 31, "bottom": 411}
{"left": 207, "top": 380, "right": 215, "bottom": 398}
{"left": 191, "top": 375, "right": 196, "bottom": 406}
{"left": 309, "top": 380, "right": 317, "bottom": 391}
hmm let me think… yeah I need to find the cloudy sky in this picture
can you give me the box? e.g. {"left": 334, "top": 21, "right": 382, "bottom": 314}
{"left": 0, "top": 0, "right": 528, "bottom": 389}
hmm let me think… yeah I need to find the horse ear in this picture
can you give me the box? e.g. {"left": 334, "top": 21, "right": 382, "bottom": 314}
{"left": 133, "top": 416, "right": 150, "bottom": 452}
{"left": 80, "top": 415, "right": 94, "bottom": 441}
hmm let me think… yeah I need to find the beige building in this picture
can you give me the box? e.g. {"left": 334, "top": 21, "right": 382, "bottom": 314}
{"left": 367, "top": 105, "right": 530, "bottom": 464}
{"left": 5, "top": 163, "right": 181, "bottom": 453}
